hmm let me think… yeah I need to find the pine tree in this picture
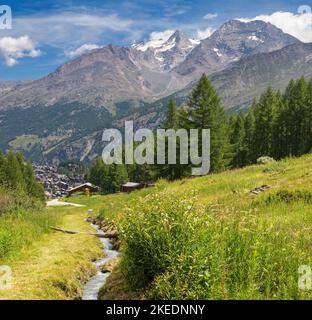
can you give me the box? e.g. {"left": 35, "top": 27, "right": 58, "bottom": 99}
{"left": 24, "top": 161, "right": 45, "bottom": 200}
{"left": 165, "top": 99, "right": 178, "bottom": 130}
{"left": 296, "top": 77, "right": 309, "bottom": 155}
{"left": 305, "top": 78, "right": 312, "bottom": 153}
{"left": 271, "top": 91, "right": 287, "bottom": 159}
{"left": 0, "top": 150, "right": 6, "bottom": 186}
{"left": 88, "top": 158, "right": 109, "bottom": 192}
{"left": 187, "top": 74, "right": 227, "bottom": 172}
{"left": 243, "top": 106, "right": 256, "bottom": 164}
{"left": 108, "top": 164, "right": 128, "bottom": 193}
{"left": 0, "top": 150, "right": 45, "bottom": 203}
{"left": 159, "top": 99, "right": 190, "bottom": 180}
{"left": 5, "top": 150, "right": 24, "bottom": 190}
{"left": 87, "top": 158, "right": 129, "bottom": 194}
{"left": 128, "top": 163, "right": 155, "bottom": 183}
{"left": 230, "top": 113, "right": 246, "bottom": 167}
{"left": 253, "top": 87, "right": 278, "bottom": 158}
{"left": 282, "top": 78, "right": 308, "bottom": 156}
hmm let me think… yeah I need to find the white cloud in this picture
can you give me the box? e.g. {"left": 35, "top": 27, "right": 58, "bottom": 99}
{"left": 239, "top": 11, "right": 312, "bottom": 43}
{"left": 149, "top": 30, "right": 175, "bottom": 43}
{"left": 135, "top": 29, "right": 175, "bottom": 51}
{"left": 0, "top": 36, "right": 41, "bottom": 66}
{"left": 65, "top": 44, "right": 102, "bottom": 58}
{"left": 203, "top": 13, "right": 218, "bottom": 20}
{"left": 196, "top": 27, "right": 215, "bottom": 40}
{"left": 1, "top": 12, "right": 136, "bottom": 49}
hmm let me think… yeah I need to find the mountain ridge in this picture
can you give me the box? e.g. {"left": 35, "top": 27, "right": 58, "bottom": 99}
{"left": 174, "top": 19, "right": 300, "bottom": 78}
{"left": 0, "top": 19, "right": 300, "bottom": 112}
{"left": 0, "top": 19, "right": 309, "bottom": 163}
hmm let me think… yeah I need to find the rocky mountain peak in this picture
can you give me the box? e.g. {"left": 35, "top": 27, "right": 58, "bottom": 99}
{"left": 175, "top": 19, "right": 300, "bottom": 77}
{"left": 132, "top": 29, "right": 197, "bottom": 70}
{"left": 167, "top": 30, "right": 188, "bottom": 44}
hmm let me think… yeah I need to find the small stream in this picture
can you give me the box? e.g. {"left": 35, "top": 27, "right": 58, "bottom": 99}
{"left": 82, "top": 223, "right": 119, "bottom": 300}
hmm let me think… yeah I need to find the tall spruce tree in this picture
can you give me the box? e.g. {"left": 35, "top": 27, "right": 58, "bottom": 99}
{"left": 165, "top": 99, "right": 178, "bottom": 129}
{"left": 24, "top": 161, "right": 45, "bottom": 200}
{"left": 230, "top": 113, "right": 246, "bottom": 167}
{"left": 0, "top": 150, "right": 6, "bottom": 186}
{"left": 0, "top": 150, "right": 45, "bottom": 202}
{"left": 108, "top": 163, "right": 128, "bottom": 193}
{"left": 282, "top": 78, "right": 308, "bottom": 156}
{"left": 253, "top": 87, "right": 278, "bottom": 158}
{"left": 305, "top": 78, "right": 312, "bottom": 153}
{"left": 243, "top": 105, "right": 256, "bottom": 164}
{"left": 87, "top": 158, "right": 128, "bottom": 194}
{"left": 271, "top": 91, "right": 287, "bottom": 159}
{"left": 159, "top": 99, "right": 189, "bottom": 180}
{"left": 295, "top": 77, "right": 309, "bottom": 155}
{"left": 187, "top": 74, "right": 227, "bottom": 172}
{"left": 5, "top": 150, "right": 24, "bottom": 190}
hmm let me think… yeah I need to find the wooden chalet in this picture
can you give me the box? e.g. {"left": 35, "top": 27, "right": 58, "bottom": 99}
{"left": 68, "top": 183, "right": 99, "bottom": 196}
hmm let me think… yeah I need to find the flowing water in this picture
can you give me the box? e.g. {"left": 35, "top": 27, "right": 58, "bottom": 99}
{"left": 82, "top": 224, "right": 119, "bottom": 300}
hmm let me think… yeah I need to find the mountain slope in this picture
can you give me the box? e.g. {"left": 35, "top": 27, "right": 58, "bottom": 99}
{"left": 0, "top": 46, "right": 179, "bottom": 112}
{"left": 0, "top": 80, "right": 30, "bottom": 96}
{"left": 211, "top": 42, "right": 312, "bottom": 110}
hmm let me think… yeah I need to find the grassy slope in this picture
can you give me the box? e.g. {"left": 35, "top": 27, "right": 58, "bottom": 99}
{"left": 94, "top": 153, "right": 312, "bottom": 227}
{"left": 0, "top": 205, "right": 102, "bottom": 300}
{"left": 69, "top": 155, "right": 302, "bottom": 211}
{"left": 93, "top": 154, "right": 312, "bottom": 299}
{"left": 5, "top": 153, "right": 311, "bottom": 300}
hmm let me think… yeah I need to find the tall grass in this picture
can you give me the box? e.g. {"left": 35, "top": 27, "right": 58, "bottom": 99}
{"left": 95, "top": 154, "right": 312, "bottom": 300}
{"left": 119, "top": 191, "right": 312, "bottom": 300}
{"left": 0, "top": 189, "right": 61, "bottom": 260}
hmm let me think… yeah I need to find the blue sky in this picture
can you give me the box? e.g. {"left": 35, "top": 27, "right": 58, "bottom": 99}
{"left": 0, "top": 0, "right": 311, "bottom": 80}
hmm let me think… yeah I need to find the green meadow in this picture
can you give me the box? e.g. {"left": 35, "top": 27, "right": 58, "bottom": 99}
{"left": 93, "top": 153, "right": 312, "bottom": 300}
{"left": 2, "top": 153, "right": 312, "bottom": 299}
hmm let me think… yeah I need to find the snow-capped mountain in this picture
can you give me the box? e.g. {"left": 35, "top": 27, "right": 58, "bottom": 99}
{"left": 0, "top": 20, "right": 300, "bottom": 112}
{"left": 133, "top": 30, "right": 199, "bottom": 70}
{"left": 175, "top": 20, "right": 300, "bottom": 77}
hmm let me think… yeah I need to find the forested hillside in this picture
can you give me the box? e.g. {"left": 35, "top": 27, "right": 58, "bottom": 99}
{"left": 86, "top": 74, "right": 312, "bottom": 186}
